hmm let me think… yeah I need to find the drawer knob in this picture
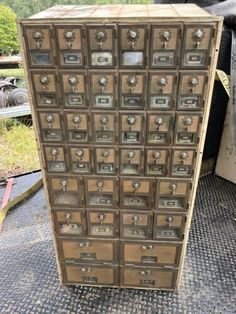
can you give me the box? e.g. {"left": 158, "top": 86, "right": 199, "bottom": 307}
{"left": 98, "top": 213, "right": 105, "bottom": 224}
{"left": 97, "top": 180, "right": 104, "bottom": 192}
{"left": 96, "top": 30, "right": 107, "bottom": 48}
{"left": 132, "top": 215, "right": 139, "bottom": 225}
{"left": 132, "top": 180, "right": 140, "bottom": 192}
{"left": 127, "top": 115, "right": 136, "bottom": 128}
{"left": 79, "top": 241, "right": 90, "bottom": 248}
{"left": 179, "top": 151, "right": 188, "bottom": 162}
{"left": 76, "top": 148, "right": 84, "bottom": 159}
{"left": 183, "top": 116, "right": 193, "bottom": 129}
{"left": 169, "top": 183, "right": 177, "bottom": 194}
{"left": 152, "top": 150, "right": 161, "bottom": 162}
{"left": 155, "top": 116, "right": 164, "bottom": 130}
{"left": 166, "top": 216, "right": 173, "bottom": 227}
{"left": 45, "top": 113, "right": 54, "bottom": 127}
{"left": 161, "top": 30, "right": 171, "bottom": 48}
{"left": 189, "top": 77, "right": 199, "bottom": 93}
{"left": 39, "top": 75, "right": 50, "bottom": 90}
{"left": 127, "top": 75, "right": 138, "bottom": 93}
{"left": 98, "top": 76, "right": 108, "bottom": 93}
{"left": 127, "top": 150, "right": 135, "bottom": 162}
{"left": 51, "top": 147, "right": 58, "bottom": 161}
{"left": 81, "top": 267, "right": 92, "bottom": 272}
{"left": 102, "top": 149, "right": 110, "bottom": 160}
{"left": 158, "top": 77, "right": 168, "bottom": 93}
{"left": 141, "top": 245, "right": 153, "bottom": 250}
{"left": 65, "top": 213, "right": 71, "bottom": 224}
{"left": 127, "top": 29, "right": 139, "bottom": 48}
{"left": 32, "top": 31, "right": 43, "bottom": 48}
{"left": 73, "top": 114, "right": 81, "bottom": 128}
{"left": 64, "top": 30, "right": 75, "bottom": 48}
{"left": 192, "top": 28, "right": 204, "bottom": 47}
{"left": 68, "top": 75, "right": 79, "bottom": 92}
{"left": 100, "top": 115, "right": 109, "bottom": 129}
{"left": 140, "top": 270, "right": 151, "bottom": 276}
{"left": 60, "top": 179, "right": 68, "bottom": 191}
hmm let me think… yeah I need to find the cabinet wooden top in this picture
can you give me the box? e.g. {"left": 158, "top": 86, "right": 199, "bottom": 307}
{"left": 19, "top": 4, "right": 222, "bottom": 22}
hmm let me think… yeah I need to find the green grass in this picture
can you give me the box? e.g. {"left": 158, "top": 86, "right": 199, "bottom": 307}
{"left": 0, "top": 119, "right": 40, "bottom": 178}
{"left": 0, "top": 68, "right": 24, "bottom": 79}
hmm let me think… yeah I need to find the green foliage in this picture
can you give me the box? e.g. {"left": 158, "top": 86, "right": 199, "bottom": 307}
{"left": 0, "top": 4, "right": 19, "bottom": 55}
{"left": 0, "top": 68, "right": 24, "bottom": 79}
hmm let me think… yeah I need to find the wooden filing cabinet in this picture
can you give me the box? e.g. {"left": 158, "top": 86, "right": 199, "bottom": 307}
{"left": 18, "top": 4, "right": 222, "bottom": 290}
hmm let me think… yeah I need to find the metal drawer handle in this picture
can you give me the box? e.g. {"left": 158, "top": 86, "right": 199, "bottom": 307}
{"left": 98, "top": 213, "right": 105, "bottom": 224}
{"left": 45, "top": 113, "right": 54, "bottom": 128}
{"left": 183, "top": 116, "right": 193, "bottom": 130}
{"left": 140, "top": 270, "right": 151, "bottom": 276}
{"left": 152, "top": 150, "right": 161, "bottom": 163}
{"left": 76, "top": 148, "right": 84, "bottom": 159}
{"left": 189, "top": 77, "right": 199, "bottom": 93}
{"left": 39, "top": 75, "right": 50, "bottom": 90}
{"left": 169, "top": 183, "right": 177, "bottom": 194}
{"left": 132, "top": 215, "right": 139, "bottom": 225}
{"left": 102, "top": 149, "right": 110, "bottom": 160}
{"left": 127, "top": 150, "right": 135, "bottom": 163}
{"left": 60, "top": 179, "right": 68, "bottom": 192}
{"left": 158, "top": 76, "right": 168, "bottom": 93}
{"left": 97, "top": 180, "right": 104, "bottom": 192}
{"left": 179, "top": 151, "right": 188, "bottom": 163}
{"left": 161, "top": 30, "right": 171, "bottom": 48}
{"left": 65, "top": 213, "right": 71, "bottom": 224}
{"left": 132, "top": 181, "right": 140, "bottom": 193}
{"left": 64, "top": 30, "right": 75, "bottom": 49}
{"left": 127, "top": 29, "right": 139, "bottom": 49}
{"left": 155, "top": 116, "right": 164, "bottom": 130}
{"left": 192, "top": 28, "right": 204, "bottom": 48}
{"left": 68, "top": 75, "right": 79, "bottom": 92}
{"left": 127, "top": 115, "right": 137, "bottom": 129}
{"left": 141, "top": 245, "right": 153, "bottom": 250}
{"left": 32, "top": 30, "right": 43, "bottom": 48}
{"left": 100, "top": 115, "right": 109, "bottom": 130}
{"left": 81, "top": 267, "right": 92, "bottom": 273}
{"left": 98, "top": 76, "right": 108, "bottom": 93}
{"left": 96, "top": 30, "right": 107, "bottom": 48}
{"left": 79, "top": 241, "right": 90, "bottom": 248}
{"left": 166, "top": 216, "right": 173, "bottom": 227}
{"left": 72, "top": 114, "right": 81, "bottom": 128}
{"left": 51, "top": 147, "right": 58, "bottom": 161}
{"left": 127, "top": 75, "right": 138, "bottom": 93}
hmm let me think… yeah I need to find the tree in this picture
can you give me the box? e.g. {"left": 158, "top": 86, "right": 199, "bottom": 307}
{"left": 0, "top": 4, "right": 19, "bottom": 55}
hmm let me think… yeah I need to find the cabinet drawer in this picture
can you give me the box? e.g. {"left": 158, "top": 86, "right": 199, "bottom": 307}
{"left": 93, "top": 112, "right": 117, "bottom": 144}
{"left": 147, "top": 113, "right": 173, "bottom": 145}
{"left": 63, "top": 263, "right": 118, "bottom": 286}
{"left": 121, "top": 241, "right": 182, "bottom": 266}
{"left": 120, "top": 112, "right": 144, "bottom": 145}
{"left": 69, "top": 146, "right": 92, "bottom": 174}
{"left": 58, "top": 238, "right": 118, "bottom": 263}
{"left": 32, "top": 71, "right": 56, "bottom": 93}
{"left": 183, "top": 24, "right": 214, "bottom": 50}
{"left": 87, "top": 209, "right": 119, "bottom": 238}
{"left": 48, "top": 175, "right": 83, "bottom": 207}
{"left": 153, "top": 212, "right": 186, "bottom": 241}
{"left": 38, "top": 111, "right": 62, "bottom": 142}
{"left": 65, "top": 111, "right": 89, "bottom": 143}
{"left": 43, "top": 145, "right": 67, "bottom": 173}
{"left": 54, "top": 209, "right": 86, "bottom": 236}
{"left": 145, "top": 148, "right": 170, "bottom": 176}
{"left": 171, "top": 148, "right": 196, "bottom": 177}
{"left": 120, "top": 147, "right": 143, "bottom": 175}
{"left": 94, "top": 146, "right": 118, "bottom": 175}
{"left": 121, "top": 266, "right": 177, "bottom": 290}
{"left": 120, "top": 211, "right": 152, "bottom": 239}
{"left": 174, "top": 113, "right": 201, "bottom": 145}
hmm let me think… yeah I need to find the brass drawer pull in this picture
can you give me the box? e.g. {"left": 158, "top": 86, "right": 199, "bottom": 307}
{"left": 179, "top": 151, "right": 188, "bottom": 163}
{"left": 51, "top": 147, "right": 58, "bottom": 161}
{"left": 97, "top": 180, "right": 104, "bottom": 192}
{"left": 68, "top": 75, "right": 79, "bottom": 93}
{"left": 81, "top": 267, "right": 92, "bottom": 273}
{"left": 98, "top": 76, "right": 108, "bottom": 93}
{"left": 132, "top": 215, "right": 139, "bottom": 225}
{"left": 132, "top": 180, "right": 140, "bottom": 193}
{"left": 169, "top": 183, "right": 177, "bottom": 194}
{"left": 152, "top": 150, "right": 161, "bottom": 163}
{"left": 140, "top": 270, "right": 151, "bottom": 276}
{"left": 39, "top": 75, "right": 50, "bottom": 90}
{"left": 166, "top": 216, "right": 173, "bottom": 227}
{"left": 96, "top": 30, "right": 107, "bottom": 48}
{"left": 127, "top": 150, "right": 135, "bottom": 163}
{"left": 45, "top": 113, "right": 54, "bottom": 128}
{"left": 189, "top": 77, "right": 199, "bottom": 93}
{"left": 141, "top": 245, "right": 153, "bottom": 250}
{"left": 65, "top": 213, "right": 71, "bottom": 224}
{"left": 79, "top": 241, "right": 90, "bottom": 248}
{"left": 157, "top": 76, "right": 168, "bottom": 93}
{"left": 64, "top": 30, "right": 75, "bottom": 49}
{"left": 161, "top": 30, "right": 171, "bottom": 48}
{"left": 102, "top": 149, "right": 110, "bottom": 161}
{"left": 76, "top": 148, "right": 84, "bottom": 160}
{"left": 155, "top": 116, "right": 164, "bottom": 130}
{"left": 183, "top": 116, "right": 193, "bottom": 130}
{"left": 127, "top": 75, "right": 138, "bottom": 93}
{"left": 192, "top": 28, "right": 204, "bottom": 48}
{"left": 32, "top": 30, "right": 43, "bottom": 48}
{"left": 100, "top": 115, "right": 109, "bottom": 130}
{"left": 60, "top": 179, "right": 68, "bottom": 192}
{"left": 72, "top": 114, "right": 81, "bottom": 128}
{"left": 98, "top": 213, "right": 105, "bottom": 224}
{"left": 127, "top": 29, "right": 139, "bottom": 49}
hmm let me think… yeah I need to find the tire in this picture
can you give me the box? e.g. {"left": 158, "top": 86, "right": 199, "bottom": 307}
{"left": 8, "top": 88, "right": 28, "bottom": 107}
{"left": 0, "top": 90, "right": 7, "bottom": 108}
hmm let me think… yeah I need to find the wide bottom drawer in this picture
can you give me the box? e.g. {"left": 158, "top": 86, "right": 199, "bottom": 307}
{"left": 62, "top": 263, "right": 119, "bottom": 287}
{"left": 121, "top": 266, "right": 178, "bottom": 290}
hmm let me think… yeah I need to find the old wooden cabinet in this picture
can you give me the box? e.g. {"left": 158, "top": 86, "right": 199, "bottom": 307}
{"left": 18, "top": 4, "right": 222, "bottom": 290}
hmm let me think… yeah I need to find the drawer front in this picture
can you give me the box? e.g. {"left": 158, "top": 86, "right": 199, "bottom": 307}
{"left": 32, "top": 72, "right": 56, "bottom": 93}
{"left": 147, "top": 113, "right": 173, "bottom": 145}
{"left": 49, "top": 176, "right": 83, "bottom": 207}
{"left": 69, "top": 146, "right": 92, "bottom": 174}
{"left": 121, "top": 241, "right": 181, "bottom": 266}
{"left": 65, "top": 112, "right": 89, "bottom": 143}
{"left": 55, "top": 25, "right": 84, "bottom": 68}
{"left": 61, "top": 72, "right": 86, "bottom": 93}
{"left": 43, "top": 145, "right": 67, "bottom": 173}
{"left": 145, "top": 148, "right": 169, "bottom": 176}
{"left": 156, "top": 179, "right": 191, "bottom": 211}
{"left": 119, "top": 25, "right": 147, "bottom": 68}
{"left": 150, "top": 25, "right": 181, "bottom": 68}
{"left": 59, "top": 238, "right": 118, "bottom": 263}
{"left": 85, "top": 177, "right": 117, "bottom": 207}
{"left": 54, "top": 210, "right": 86, "bottom": 236}
{"left": 174, "top": 113, "right": 201, "bottom": 145}
{"left": 87, "top": 24, "right": 115, "bottom": 68}
{"left": 183, "top": 24, "right": 214, "bottom": 51}
{"left": 120, "top": 147, "right": 143, "bottom": 175}
{"left": 90, "top": 72, "right": 116, "bottom": 109}
{"left": 120, "top": 211, "right": 152, "bottom": 239}
{"left": 120, "top": 112, "right": 144, "bottom": 145}
{"left": 63, "top": 264, "right": 118, "bottom": 286}
{"left": 171, "top": 148, "right": 196, "bottom": 177}
{"left": 38, "top": 111, "right": 62, "bottom": 142}
{"left": 95, "top": 147, "right": 117, "bottom": 175}
{"left": 121, "top": 178, "right": 154, "bottom": 209}
{"left": 93, "top": 112, "right": 117, "bottom": 144}
{"left": 24, "top": 25, "right": 54, "bottom": 67}
{"left": 121, "top": 266, "right": 177, "bottom": 289}
{"left": 154, "top": 212, "right": 186, "bottom": 241}
{"left": 87, "top": 209, "right": 119, "bottom": 237}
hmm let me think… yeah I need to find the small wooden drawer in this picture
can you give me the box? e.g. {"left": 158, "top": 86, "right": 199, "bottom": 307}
{"left": 54, "top": 209, "right": 86, "bottom": 236}
{"left": 171, "top": 148, "right": 196, "bottom": 177}
{"left": 93, "top": 112, "right": 117, "bottom": 144}
{"left": 84, "top": 177, "right": 118, "bottom": 208}
{"left": 65, "top": 111, "right": 89, "bottom": 143}
{"left": 147, "top": 113, "right": 173, "bottom": 145}
{"left": 156, "top": 178, "right": 191, "bottom": 211}
{"left": 121, "top": 266, "right": 178, "bottom": 290}
{"left": 63, "top": 263, "right": 119, "bottom": 286}
{"left": 61, "top": 71, "right": 86, "bottom": 93}
{"left": 153, "top": 212, "right": 186, "bottom": 241}
{"left": 38, "top": 111, "right": 62, "bottom": 142}
{"left": 55, "top": 25, "right": 84, "bottom": 68}
{"left": 145, "top": 147, "right": 170, "bottom": 176}
{"left": 174, "top": 113, "right": 201, "bottom": 145}
{"left": 120, "top": 211, "right": 153, "bottom": 239}
{"left": 120, "top": 112, "right": 144, "bottom": 144}
{"left": 87, "top": 24, "right": 116, "bottom": 68}
{"left": 43, "top": 145, "right": 67, "bottom": 173}
{"left": 69, "top": 146, "right": 92, "bottom": 174}
{"left": 150, "top": 24, "right": 181, "bottom": 68}
{"left": 48, "top": 175, "right": 84, "bottom": 207}
{"left": 120, "top": 240, "right": 182, "bottom": 266}
{"left": 94, "top": 146, "right": 118, "bottom": 175}
{"left": 119, "top": 25, "right": 147, "bottom": 68}
{"left": 120, "top": 178, "right": 155, "bottom": 210}
{"left": 120, "top": 147, "right": 143, "bottom": 175}
{"left": 58, "top": 238, "right": 118, "bottom": 263}
{"left": 32, "top": 71, "right": 56, "bottom": 93}
{"left": 87, "top": 209, "right": 119, "bottom": 238}
{"left": 90, "top": 72, "right": 116, "bottom": 109}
